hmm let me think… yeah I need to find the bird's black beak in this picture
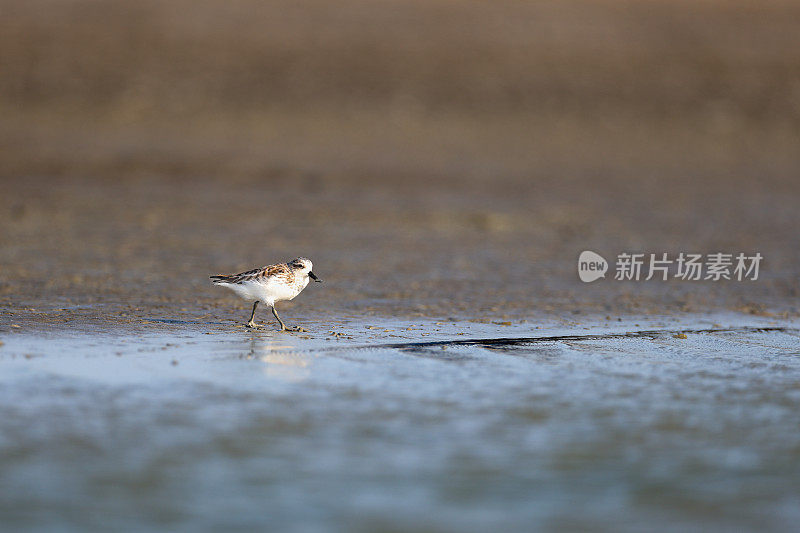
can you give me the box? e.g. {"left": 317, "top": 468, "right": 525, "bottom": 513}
{"left": 309, "top": 271, "right": 322, "bottom": 282}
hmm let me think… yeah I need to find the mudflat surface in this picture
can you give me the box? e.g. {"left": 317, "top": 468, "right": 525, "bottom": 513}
{"left": 2, "top": 0, "right": 800, "bottom": 328}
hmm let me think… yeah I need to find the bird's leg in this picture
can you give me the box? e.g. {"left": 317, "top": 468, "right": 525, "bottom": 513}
{"left": 246, "top": 301, "right": 262, "bottom": 328}
{"left": 271, "top": 306, "right": 307, "bottom": 332}
{"left": 271, "top": 305, "right": 287, "bottom": 331}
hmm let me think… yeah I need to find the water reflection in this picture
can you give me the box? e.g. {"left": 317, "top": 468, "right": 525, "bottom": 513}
{"left": 247, "top": 335, "right": 311, "bottom": 382}
{"left": 2, "top": 326, "right": 800, "bottom": 531}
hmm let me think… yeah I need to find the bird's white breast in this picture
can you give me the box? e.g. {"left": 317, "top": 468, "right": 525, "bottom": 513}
{"left": 222, "top": 273, "right": 308, "bottom": 306}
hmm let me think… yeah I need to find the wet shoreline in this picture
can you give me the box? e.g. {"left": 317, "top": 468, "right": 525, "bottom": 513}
{"left": 2, "top": 314, "right": 799, "bottom": 531}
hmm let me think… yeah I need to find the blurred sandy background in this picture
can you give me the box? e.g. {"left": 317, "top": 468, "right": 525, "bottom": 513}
{"left": 1, "top": 0, "right": 799, "bottom": 326}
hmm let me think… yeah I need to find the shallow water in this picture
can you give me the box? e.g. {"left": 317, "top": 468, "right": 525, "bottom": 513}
{"left": 1, "top": 316, "right": 799, "bottom": 532}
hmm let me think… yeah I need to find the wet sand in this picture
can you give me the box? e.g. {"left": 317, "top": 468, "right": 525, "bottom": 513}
{"left": 2, "top": 170, "right": 799, "bottom": 334}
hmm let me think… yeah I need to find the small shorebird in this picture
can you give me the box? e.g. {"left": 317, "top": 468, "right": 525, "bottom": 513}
{"left": 210, "top": 257, "right": 322, "bottom": 331}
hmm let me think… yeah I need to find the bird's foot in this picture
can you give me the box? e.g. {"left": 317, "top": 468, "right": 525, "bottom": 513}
{"left": 246, "top": 321, "right": 264, "bottom": 329}
{"left": 283, "top": 325, "right": 307, "bottom": 333}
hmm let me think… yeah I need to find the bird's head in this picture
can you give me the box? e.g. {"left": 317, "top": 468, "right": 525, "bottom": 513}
{"left": 289, "top": 257, "right": 322, "bottom": 282}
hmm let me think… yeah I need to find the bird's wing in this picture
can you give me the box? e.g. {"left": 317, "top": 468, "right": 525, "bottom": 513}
{"left": 210, "top": 263, "right": 291, "bottom": 284}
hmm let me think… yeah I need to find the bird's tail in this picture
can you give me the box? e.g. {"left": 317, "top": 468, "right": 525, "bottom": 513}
{"left": 210, "top": 274, "right": 232, "bottom": 284}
